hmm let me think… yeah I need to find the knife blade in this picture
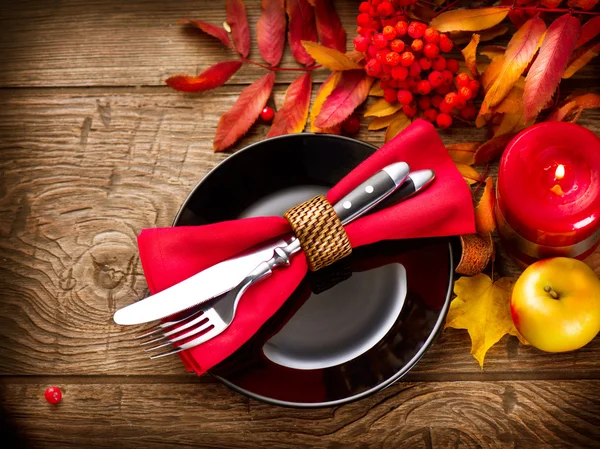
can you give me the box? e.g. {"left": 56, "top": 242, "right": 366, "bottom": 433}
{"left": 114, "top": 167, "right": 434, "bottom": 326}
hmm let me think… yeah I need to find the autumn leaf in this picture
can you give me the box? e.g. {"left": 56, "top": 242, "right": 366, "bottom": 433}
{"left": 474, "top": 132, "right": 518, "bottom": 164}
{"left": 301, "top": 41, "right": 363, "bottom": 71}
{"left": 475, "top": 177, "right": 496, "bottom": 235}
{"left": 575, "top": 16, "right": 600, "bottom": 49}
{"left": 452, "top": 24, "right": 509, "bottom": 45}
{"left": 364, "top": 98, "right": 403, "bottom": 118}
{"left": 312, "top": 0, "right": 346, "bottom": 52}
{"left": 523, "top": 14, "right": 581, "bottom": 123}
{"left": 461, "top": 33, "right": 480, "bottom": 77}
{"left": 257, "top": 0, "right": 286, "bottom": 66}
{"left": 178, "top": 20, "right": 232, "bottom": 48}
{"left": 541, "top": 0, "right": 562, "bottom": 7}
{"left": 368, "top": 111, "right": 405, "bottom": 130}
{"left": 455, "top": 162, "right": 483, "bottom": 185}
{"left": 446, "top": 274, "right": 526, "bottom": 368}
{"left": 480, "top": 45, "right": 506, "bottom": 60}
{"left": 430, "top": 7, "right": 510, "bottom": 33}
{"left": 482, "top": 16, "right": 546, "bottom": 112}
{"left": 384, "top": 114, "right": 411, "bottom": 142}
{"left": 165, "top": 61, "right": 242, "bottom": 92}
{"left": 315, "top": 70, "right": 373, "bottom": 128}
{"left": 345, "top": 50, "right": 365, "bottom": 63}
{"left": 213, "top": 72, "right": 276, "bottom": 152}
{"left": 310, "top": 71, "right": 342, "bottom": 133}
{"left": 547, "top": 93, "right": 600, "bottom": 121}
{"left": 369, "top": 81, "right": 384, "bottom": 97}
{"left": 226, "top": 0, "right": 251, "bottom": 58}
{"left": 480, "top": 54, "right": 505, "bottom": 93}
{"left": 446, "top": 142, "right": 481, "bottom": 165}
{"left": 267, "top": 73, "right": 312, "bottom": 138}
{"left": 287, "top": 0, "right": 318, "bottom": 66}
{"left": 568, "top": 0, "right": 599, "bottom": 10}
{"left": 563, "top": 42, "right": 600, "bottom": 78}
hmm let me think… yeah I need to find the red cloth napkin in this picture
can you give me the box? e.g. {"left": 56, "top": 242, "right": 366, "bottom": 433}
{"left": 137, "top": 119, "right": 476, "bottom": 375}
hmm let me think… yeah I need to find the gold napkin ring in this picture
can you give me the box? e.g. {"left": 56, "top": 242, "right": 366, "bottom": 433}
{"left": 284, "top": 195, "right": 352, "bottom": 272}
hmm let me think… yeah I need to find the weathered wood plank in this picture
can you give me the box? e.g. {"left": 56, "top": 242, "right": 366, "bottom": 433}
{"left": 1, "top": 380, "right": 599, "bottom": 448}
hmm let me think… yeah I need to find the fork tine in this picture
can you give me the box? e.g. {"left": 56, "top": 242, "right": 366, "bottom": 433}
{"left": 138, "top": 312, "right": 208, "bottom": 346}
{"left": 144, "top": 319, "right": 215, "bottom": 353}
{"left": 149, "top": 347, "right": 183, "bottom": 360}
{"left": 134, "top": 308, "right": 205, "bottom": 339}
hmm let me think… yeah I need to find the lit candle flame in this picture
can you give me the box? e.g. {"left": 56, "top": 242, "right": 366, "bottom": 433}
{"left": 555, "top": 164, "right": 565, "bottom": 180}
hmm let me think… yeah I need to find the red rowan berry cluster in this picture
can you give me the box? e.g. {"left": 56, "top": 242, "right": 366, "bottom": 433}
{"left": 353, "top": 0, "right": 479, "bottom": 129}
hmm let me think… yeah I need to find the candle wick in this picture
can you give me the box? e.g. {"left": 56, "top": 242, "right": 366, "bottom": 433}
{"left": 544, "top": 286, "right": 559, "bottom": 300}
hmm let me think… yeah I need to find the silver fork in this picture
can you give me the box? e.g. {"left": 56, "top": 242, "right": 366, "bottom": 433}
{"left": 138, "top": 164, "right": 434, "bottom": 359}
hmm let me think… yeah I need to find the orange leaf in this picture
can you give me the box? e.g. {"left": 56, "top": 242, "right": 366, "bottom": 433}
{"left": 346, "top": 50, "right": 365, "bottom": 63}
{"left": 384, "top": 114, "right": 411, "bottom": 142}
{"left": 482, "top": 17, "right": 546, "bottom": 112}
{"left": 267, "top": 73, "right": 312, "bottom": 137}
{"left": 475, "top": 177, "right": 496, "bottom": 235}
{"left": 178, "top": 20, "right": 232, "bottom": 48}
{"left": 369, "top": 81, "right": 384, "bottom": 97}
{"left": 226, "top": 0, "right": 251, "bottom": 58}
{"left": 312, "top": 0, "right": 346, "bottom": 52}
{"left": 547, "top": 93, "right": 600, "bottom": 121}
{"left": 575, "top": 16, "right": 600, "bottom": 49}
{"left": 563, "top": 42, "right": 600, "bottom": 78}
{"left": 315, "top": 70, "right": 373, "bottom": 128}
{"left": 455, "top": 162, "right": 483, "bottom": 185}
{"left": 287, "top": 0, "right": 318, "bottom": 66}
{"left": 368, "top": 111, "right": 405, "bottom": 130}
{"left": 257, "top": 0, "right": 286, "bottom": 66}
{"left": 523, "top": 14, "right": 581, "bottom": 123}
{"left": 451, "top": 24, "right": 509, "bottom": 45}
{"left": 461, "top": 33, "right": 480, "bottom": 77}
{"left": 213, "top": 72, "right": 276, "bottom": 152}
{"left": 480, "top": 45, "right": 506, "bottom": 60}
{"left": 568, "top": 0, "right": 599, "bottom": 10}
{"left": 310, "top": 71, "right": 342, "bottom": 133}
{"left": 446, "top": 142, "right": 481, "bottom": 165}
{"left": 474, "top": 132, "right": 518, "bottom": 164}
{"left": 480, "top": 55, "right": 505, "bottom": 93}
{"left": 429, "top": 7, "right": 510, "bottom": 33}
{"left": 165, "top": 61, "right": 243, "bottom": 92}
{"left": 364, "top": 98, "right": 403, "bottom": 117}
{"left": 301, "top": 41, "right": 363, "bottom": 70}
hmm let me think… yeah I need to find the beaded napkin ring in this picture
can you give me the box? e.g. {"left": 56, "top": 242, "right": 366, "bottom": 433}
{"left": 284, "top": 195, "right": 353, "bottom": 272}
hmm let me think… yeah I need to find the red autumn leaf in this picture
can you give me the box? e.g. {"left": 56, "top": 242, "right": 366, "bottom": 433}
{"left": 267, "top": 73, "right": 313, "bottom": 137}
{"left": 312, "top": 0, "right": 346, "bottom": 52}
{"left": 474, "top": 132, "right": 518, "bottom": 164}
{"left": 315, "top": 70, "right": 374, "bottom": 128}
{"left": 563, "top": 42, "right": 600, "bottom": 78}
{"left": 575, "top": 16, "right": 600, "bottom": 49}
{"left": 523, "top": 14, "right": 581, "bottom": 123}
{"left": 257, "top": 0, "right": 286, "bottom": 66}
{"left": 178, "top": 20, "right": 232, "bottom": 48}
{"left": 165, "top": 61, "right": 243, "bottom": 92}
{"left": 568, "top": 0, "right": 599, "bottom": 10}
{"left": 213, "top": 72, "right": 276, "bottom": 152}
{"left": 475, "top": 177, "right": 497, "bottom": 235}
{"left": 311, "top": 71, "right": 343, "bottom": 133}
{"left": 287, "top": 0, "right": 318, "bottom": 66}
{"left": 547, "top": 93, "right": 600, "bottom": 121}
{"left": 226, "top": 0, "right": 251, "bottom": 58}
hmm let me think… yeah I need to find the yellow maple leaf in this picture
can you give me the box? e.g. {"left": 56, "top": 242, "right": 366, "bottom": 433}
{"left": 301, "top": 41, "right": 363, "bottom": 71}
{"left": 446, "top": 274, "right": 528, "bottom": 367}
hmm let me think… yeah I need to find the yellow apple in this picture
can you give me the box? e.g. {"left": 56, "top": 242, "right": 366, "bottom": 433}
{"left": 510, "top": 257, "right": 600, "bottom": 352}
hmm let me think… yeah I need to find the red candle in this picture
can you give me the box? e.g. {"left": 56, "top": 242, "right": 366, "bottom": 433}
{"left": 496, "top": 122, "right": 600, "bottom": 265}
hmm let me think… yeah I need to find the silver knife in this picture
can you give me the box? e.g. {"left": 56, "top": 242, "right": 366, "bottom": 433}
{"left": 114, "top": 166, "right": 434, "bottom": 326}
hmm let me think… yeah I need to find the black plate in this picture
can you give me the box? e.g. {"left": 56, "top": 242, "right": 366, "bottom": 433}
{"left": 173, "top": 134, "right": 455, "bottom": 408}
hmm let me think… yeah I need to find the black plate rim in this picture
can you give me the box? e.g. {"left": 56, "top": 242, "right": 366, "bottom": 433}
{"left": 172, "top": 133, "right": 454, "bottom": 408}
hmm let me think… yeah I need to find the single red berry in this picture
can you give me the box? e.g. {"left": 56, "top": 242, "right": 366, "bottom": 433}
{"left": 408, "top": 21, "right": 427, "bottom": 39}
{"left": 431, "top": 95, "right": 443, "bottom": 108}
{"left": 469, "top": 80, "right": 480, "bottom": 95}
{"left": 373, "top": 33, "right": 389, "bottom": 49}
{"left": 386, "top": 51, "right": 401, "bottom": 67}
{"left": 446, "top": 58, "right": 459, "bottom": 73}
{"left": 400, "top": 51, "right": 415, "bottom": 67}
{"left": 403, "top": 102, "right": 418, "bottom": 117}
{"left": 423, "top": 108, "right": 438, "bottom": 122}
{"left": 439, "top": 34, "right": 454, "bottom": 53}
{"left": 260, "top": 106, "right": 274, "bottom": 122}
{"left": 423, "top": 28, "right": 440, "bottom": 44}
{"left": 436, "top": 84, "right": 452, "bottom": 95}
{"left": 458, "top": 86, "right": 473, "bottom": 100}
{"left": 461, "top": 103, "right": 477, "bottom": 120}
{"left": 377, "top": 1, "right": 395, "bottom": 17}
{"left": 418, "top": 57, "right": 432, "bottom": 71}
{"left": 354, "top": 35, "right": 369, "bottom": 53}
{"left": 409, "top": 62, "right": 421, "bottom": 77}
{"left": 416, "top": 80, "right": 432, "bottom": 95}
{"left": 382, "top": 63, "right": 393, "bottom": 74}
{"left": 359, "top": 1, "right": 371, "bottom": 13}
{"left": 454, "top": 96, "right": 466, "bottom": 109}
{"left": 342, "top": 115, "right": 361, "bottom": 134}
{"left": 357, "top": 13, "right": 371, "bottom": 27}
{"left": 390, "top": 39, "right": 405, "bottom": 53}
{"left": 383, "top": 88, "right": 398, "bottom": 103}
{"left": 439, "top": 100, "right": 453, "bottom": 113}
{"left": 423, "top": 43, "right": 439, "bottom": 59}
{"left": 367, "top": 45, "right": 378, "bottom": 58}
{"left": 431, "top": 56, "right": 446, "bottom": 71}
{"left": 395, "top": 21, "right": 409, "bottom": 37}
{"left": 376, "top": 48, "right": 391, "bottom": 62}
{"left": 442, "top": 70, "right": 454, "bottom": 86}
{"left": 428, "top": 70, "right": 444, "bottom": 88}
{"left": 366, "top": 59, "right": 382, "bottom": 76}
{"left": 411, "top": 39, "right": 424, "bottom": 53}
{"left": 382, "top": 25, "right": 397, "bottom": 41}
{"left": 418, "top": 96, "right": 432, "bottom": 110}
{"left": 436, "top": 112, "right": 453, "bottom": 129}
{"left": 456, "top": 73, "right": 471, "bottom": 87}
{"left": 391, "top": 65, "right": 409, "bottom": 80}
{"left": 444, "top": 92, "right": 459, "bottom": 107}
{"left": 45, "top": 386, "right": 62, "bottom": 405}
{"left": 397, "top": 89, "right": 413, "bottom": 105}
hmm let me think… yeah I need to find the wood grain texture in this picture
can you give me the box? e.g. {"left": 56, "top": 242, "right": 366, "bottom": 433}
{"left": 1, "top": 380, "right": 599, "bottom": 448}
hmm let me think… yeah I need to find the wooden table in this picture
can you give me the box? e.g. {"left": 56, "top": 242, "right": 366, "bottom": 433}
{"left": 1, "top": 1, "right": 599, "bottom": 447}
